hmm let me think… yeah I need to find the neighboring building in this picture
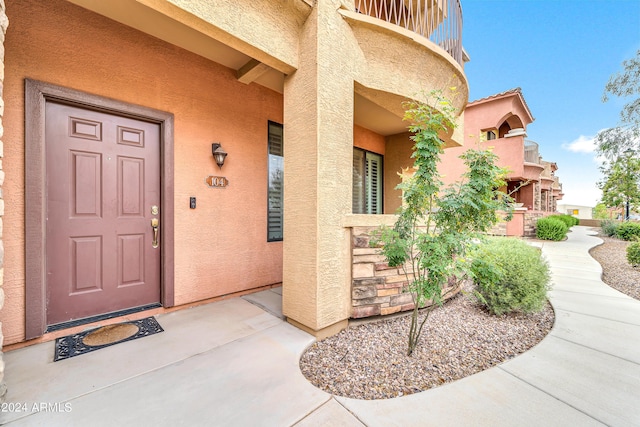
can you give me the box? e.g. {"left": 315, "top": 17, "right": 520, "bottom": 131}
{"left": 438, "top": 88, "right": 564, "bottom": 236}
{"left": 557, "top": 204, "right": 594, "bottom": 220}
{"left": 0, "top": 0, "right": 468, "bottom": 379}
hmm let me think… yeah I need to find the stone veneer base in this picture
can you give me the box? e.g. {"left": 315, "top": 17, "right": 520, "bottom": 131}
{"left": 350, "top": 226, "right": 462, "bottom": 319}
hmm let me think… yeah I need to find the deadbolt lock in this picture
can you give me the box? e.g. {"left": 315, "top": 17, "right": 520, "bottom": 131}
{"left": 151, "top": 205, "right": 159, "bottom": 215}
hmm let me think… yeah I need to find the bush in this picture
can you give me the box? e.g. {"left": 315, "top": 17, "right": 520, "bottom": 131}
{"left": 548, "top": 214, "right": 579, "bottom": 228}
{"left": 627, "top": 242, "right": 640, "bottom": 266}
{"left": 470, "top": 237, "right": 550, "bottom": 315}
{"left": 536, "top": 217, "right": 568, "bottom": 241}
{"left": 601, "top": 219, "right": 619, "bottom": 237}
{"left": 615, "top": 222, "right": 640, "bottom": 241}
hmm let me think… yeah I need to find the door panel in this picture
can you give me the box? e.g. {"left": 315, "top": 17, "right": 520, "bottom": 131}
{"left": 45, "top": 102, "right": 161, "bottom": 326}
{"left": 118, "top": 156, "right": 144, "bottom": 216}
{"left": 118, "top": 234, "right": 145, "bottom": 287}
{"left": 70, "top": 236, "right": 102, "bottom": 294}
{"left": 71, "top": 151, "right": 102, "bottom": 216}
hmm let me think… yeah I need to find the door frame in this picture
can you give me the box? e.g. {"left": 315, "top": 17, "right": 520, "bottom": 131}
{"left": 25, "top": 79, "right": 175, "bottom": 340}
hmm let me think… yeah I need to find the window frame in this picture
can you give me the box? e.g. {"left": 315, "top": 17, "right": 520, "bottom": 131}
{"left": 267, "top": 121, "right": 284, "bottom": 242}
{"left": 352, "top": 147, "right": 384, "bottom": 215}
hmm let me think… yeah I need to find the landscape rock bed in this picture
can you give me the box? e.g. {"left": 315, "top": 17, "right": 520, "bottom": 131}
{"left": 590, "top": 234, "right": 640, "bottom": 300}
{"left": 300, "top": 229, "right": 637, "bottom": 400}
{"left": 300, "top": 281, "right": 554, "bottom": 400}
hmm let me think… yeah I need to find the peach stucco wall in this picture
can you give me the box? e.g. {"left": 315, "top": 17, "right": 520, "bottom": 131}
{"left": 354, "top": 125, "right": 385, "bottom": 155}
{"left": 439, "top": 94, "right": 532, "bottom": 188}
{"left": 464, "top": 96, "right": 533, "bottom": 136}
{"left": 1, "top": 0, "right": 283, "bottom": 344}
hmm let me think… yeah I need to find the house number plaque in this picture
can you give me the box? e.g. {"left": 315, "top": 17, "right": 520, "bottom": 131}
{"left": 205, "top": 176, "right": 229, "bottom": 188}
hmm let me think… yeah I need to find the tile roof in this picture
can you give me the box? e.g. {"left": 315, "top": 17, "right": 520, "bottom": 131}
{"left": 468, "top": 87, "right": 535, "bottom": 122}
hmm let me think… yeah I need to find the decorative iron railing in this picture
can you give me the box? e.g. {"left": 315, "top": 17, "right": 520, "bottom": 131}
{"left": 355, "top": 0, "right": 463, "bottom": 66}
{"left": 524, "top": 140, "right": 540, "bottom": 164}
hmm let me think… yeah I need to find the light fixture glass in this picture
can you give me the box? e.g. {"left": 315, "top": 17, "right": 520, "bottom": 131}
{"left": 212, "top": 142, "right": 228, "bottom": 169}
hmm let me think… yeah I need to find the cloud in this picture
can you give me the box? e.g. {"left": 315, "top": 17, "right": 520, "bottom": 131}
{"left": 562, "top": 135, "right": 596, "bottom": 153}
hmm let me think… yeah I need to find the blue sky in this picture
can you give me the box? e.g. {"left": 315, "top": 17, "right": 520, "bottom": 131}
{"left": 461, "top": 0, "right": 640, "bottom": 207}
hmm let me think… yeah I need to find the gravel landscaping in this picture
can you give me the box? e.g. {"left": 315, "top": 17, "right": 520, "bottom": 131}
{"left": 590, "top": 233, "right": 640, "bottom": 301}
{"left": 300, "top": 228, "right": 634, "bottom": 400}
{"left": 300, "top": 281, "right": 553, "bottom": 400}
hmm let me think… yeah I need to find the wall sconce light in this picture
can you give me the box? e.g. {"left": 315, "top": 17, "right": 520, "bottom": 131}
{"left": 211, "top": 142, "right": 228, "bottom": 169}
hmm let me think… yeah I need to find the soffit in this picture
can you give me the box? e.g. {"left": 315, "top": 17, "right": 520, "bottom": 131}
{"left": 66, "top": 0, "right": 286, "bottom": 93}
{"left": 354, "top": 94, "right": 408, "bottom": 136}
{"left": 65, "top": 0, "right": 417, "bottom": 136}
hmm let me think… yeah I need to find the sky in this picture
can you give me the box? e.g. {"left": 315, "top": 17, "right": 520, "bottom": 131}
{"left": 461, "top": 0, "right": 640, "bottom": 207}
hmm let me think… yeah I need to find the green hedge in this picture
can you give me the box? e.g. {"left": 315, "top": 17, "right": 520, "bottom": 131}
{"left": 536, "top": 217, "right": 568, "bottom": 241}
{"left": 548, "top": 214, "right": 579, "bottom": 228}
{"left": 615, "top": 222, "right": 640, "bottom": 241}
{"left": 470, "top": 237, "right": 550, "bottom": 315}
{"left": 627, "top": 242, "right": 640, "bottom": 266}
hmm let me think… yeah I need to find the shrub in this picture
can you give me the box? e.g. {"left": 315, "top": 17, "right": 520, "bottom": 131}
{"left": 548, "top": 214, "right": 579, "bottom": 228}
{"left": 615, "top": 222, "right": 640, "bottom": 241}
{"left": 627, "top": 242, "right": 640, "bottom": 266}
{"left": 601, "top": 219, "right": 619, "bottom": 237}
{"left": 536, "top": 217, "right": 568, "bottom": 241}
{"left": 470, "top": 237, "right": 550, "bottom": 315}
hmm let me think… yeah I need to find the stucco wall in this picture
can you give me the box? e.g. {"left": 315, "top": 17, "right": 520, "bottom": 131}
{"left": 166, "top": 0, "right": 309, "bottom": 73}
{"left": 281, "top": 0, "right": 468, "bottom": 338}
{"left": 1, "top": 0, "right": 283, "bottom": 344}
{"left": 384, "top": 132, "right": 413, "bottom": 214}
{"left": 439, "top": 135, "right": 528, "bottom": 188}
{"left": 343, "top": 10, "right": 467, "bottom": 141}
{"left": 464, "top": 96, "right": 532, "bottom": 134}
{"left": 282, "top": 0, "right": 355, "bottom": 336}
{"left": 519, "top": 184, "right": 536, "bottom": 210}
{"left": 0, "top": 0, "right": 7, "bottom": 403}
{"left": 354, "top": 125, "right": 385, "bottom": 155}
{"left": 439, "top": 92, "right": 535, "bottom": 189}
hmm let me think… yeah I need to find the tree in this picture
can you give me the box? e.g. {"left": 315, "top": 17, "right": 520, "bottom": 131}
{"left": 595, "top": 50, "right": 640, "bottom": 161}
{"left": 593, "top": 202, "right": 612, "bottom": 220}
{"left": 375, "top": 91, "right": 513, "bottom": 356}
{"left": 597, "top": 152, "right": 640, "bottom": 219}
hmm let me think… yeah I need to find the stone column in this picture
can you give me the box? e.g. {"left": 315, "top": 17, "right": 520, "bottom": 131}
{"left": 0, "top": 0, "right": 8, "bottom": 403}
{"left": 282, "top": 0, "right": 353, "bottom": 338}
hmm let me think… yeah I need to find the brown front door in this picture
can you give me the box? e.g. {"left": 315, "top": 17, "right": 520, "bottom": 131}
{"left": 45, "top": 102, "right": 161, "bottom": 326}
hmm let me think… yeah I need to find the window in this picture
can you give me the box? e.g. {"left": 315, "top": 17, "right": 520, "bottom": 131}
{"left": 353, "top": 148, "right": 382, "bottom": 214}
{"left": 482, "top": 129, "right": 497, "bottom": 141}
{"left": 268, "top": 121, "right": 283, "bottom": 241}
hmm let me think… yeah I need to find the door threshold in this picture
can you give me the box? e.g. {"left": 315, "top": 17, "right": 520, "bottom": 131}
{"left": 46, "top": 303, "right": 162, "bottom": 333}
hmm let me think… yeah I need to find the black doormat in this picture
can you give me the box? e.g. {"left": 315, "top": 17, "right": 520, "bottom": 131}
{"left": 54, "top": 317, "right": 164, "bottom": 362}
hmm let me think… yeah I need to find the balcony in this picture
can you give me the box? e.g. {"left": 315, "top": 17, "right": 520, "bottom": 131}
{"left": 355, "top": 0, "right": 463, "bottom": 65}
{"left": 524, "top": 140, "right": 541, "bottom": 164}
{"left": 552, "top": 176, "right": 564, "bottom": 200}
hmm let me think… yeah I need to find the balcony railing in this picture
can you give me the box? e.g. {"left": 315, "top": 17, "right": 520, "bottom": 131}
{"left": 524, "top": 140, "right": 540, "bottom": 164}
{"left": 355, "top": 0, "right": 463, "bottom": 66}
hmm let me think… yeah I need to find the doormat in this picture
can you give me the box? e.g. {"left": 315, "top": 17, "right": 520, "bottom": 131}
{"left": 54, "top": 317, "right": 164, "bottom": 362}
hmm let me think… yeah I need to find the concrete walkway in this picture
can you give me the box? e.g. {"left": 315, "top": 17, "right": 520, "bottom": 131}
{"left": 1, "top": 226, "right": 639, "bottom": 426}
